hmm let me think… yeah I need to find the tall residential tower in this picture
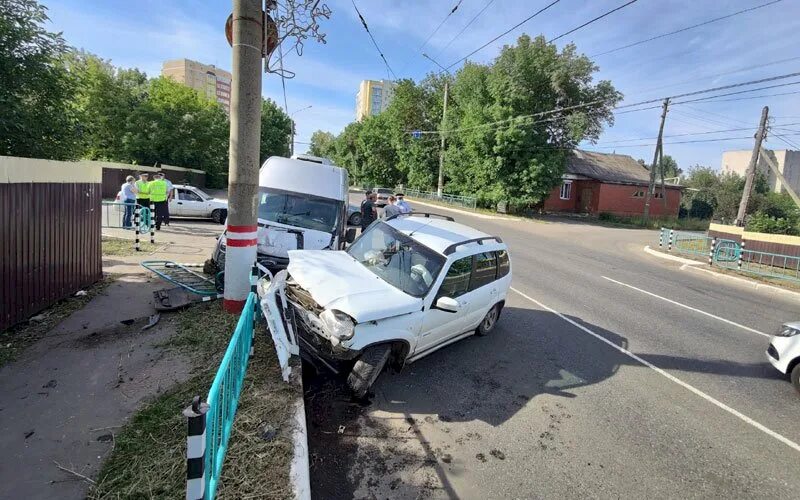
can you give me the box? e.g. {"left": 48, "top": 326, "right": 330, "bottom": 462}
{"left": 355, "top": 79, "right": 395, "bottom": 121}
{"left": 161, "top": 58, "right": 232, "bottom": 115}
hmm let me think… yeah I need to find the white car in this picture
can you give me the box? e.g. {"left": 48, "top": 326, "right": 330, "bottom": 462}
{"left": 767, "top": 321, "right": 800, "bottom": 394}
{"left": 261, "top": 213, "right": 512, "bottom": 397}
{"left": 169, "top": 185, "right": 228, "bottom": 223}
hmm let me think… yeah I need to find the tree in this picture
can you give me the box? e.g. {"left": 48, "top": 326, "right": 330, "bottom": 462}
{"left": 308, "top": 130, "right": 335, "bottom": 158}
{"left": 357, "top": 114, "right": 400, "bottom": 187}
{"left": 661, "top": 155, "right": 681, "bottom": 178}
{"left": 0, "top": 0, "right": 78, "bottom": 159}
{"left": 260, "top": 98, "right": 292, "bottom": 162}
{"left": 65, "top": 50, "right": 147, "bottom": 161}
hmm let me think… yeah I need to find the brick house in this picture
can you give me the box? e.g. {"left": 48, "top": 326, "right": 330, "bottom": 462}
{"left": 542, "top": 150, "right": 682, "bottom": 217}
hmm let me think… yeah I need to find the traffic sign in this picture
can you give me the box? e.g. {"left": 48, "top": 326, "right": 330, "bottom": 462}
{"left": 411, "top": 130, "right": 422, "bottom": 139}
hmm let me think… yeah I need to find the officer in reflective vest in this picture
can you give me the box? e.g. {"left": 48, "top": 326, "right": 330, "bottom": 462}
{"left": 135, "top": 173, "right": 150, "bottom": 208}
{"left": 148, "top": 173, "right": 169, "bottom": 230}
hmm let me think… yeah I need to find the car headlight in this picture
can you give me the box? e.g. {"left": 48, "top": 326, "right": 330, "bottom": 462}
{"left": 776, "top": 325, "right": 799, "bottom": 337}
{"left": 320, "top": 309, "right": 355, "bottom": 341}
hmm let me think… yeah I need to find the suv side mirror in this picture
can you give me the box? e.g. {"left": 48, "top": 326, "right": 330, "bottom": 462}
{"left": 345, "top": 227, "right": 357, "bottom": 244}
{"left": 434, "top": 296, "right": 459, "bottom": 313}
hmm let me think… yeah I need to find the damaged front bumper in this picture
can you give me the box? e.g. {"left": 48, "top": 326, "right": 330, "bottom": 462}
{"left": 258, "top": 271, "right": 358, "bottom": 377}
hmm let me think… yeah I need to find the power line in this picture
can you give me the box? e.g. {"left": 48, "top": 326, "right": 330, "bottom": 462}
{"left": 671, "top": 80, "right": 800, "bottom": 105}
{"left": 436, "top": 0, "right": 496, "bottom": 56}
{"left": 351, "top": 0, "right": 397, "bottom": 79}
{"left": 412, "top": 71, "right": 800, "bottom": 135}
{"left": 548, "top": 0, "right": 640, "bottom": 43}
{"left": 419, "top": 0, "right": 463, "bottom": 52}
{"left": 591, "top": 0, "right": 784, "bottom": 57}
{"left": 445, "top": 0, "right": 562, "bottom": 70}
{"left": 680, "top": 89, "right": 800, "bottom": 104}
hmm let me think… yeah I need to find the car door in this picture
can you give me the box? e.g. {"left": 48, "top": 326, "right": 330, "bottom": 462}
{"left": 178, "top": 188, "right": 206, "bottom": 216}
{"left": 168, "top": 188, "right": 181, "bottom": 215}
{"left": 463, "top": 251, "right": 500, "bottom": 329}
{"left": 415, "top": 255, "right": 473, "bottom": 354}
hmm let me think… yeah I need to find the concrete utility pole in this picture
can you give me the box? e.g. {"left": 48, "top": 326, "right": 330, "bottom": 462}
{"left": 223, "top": 0, "right": 263, "bottom": 313}
{"left": 735, "top": 106, "right": 769, "bottom": 227}
{"left": 643, "top": 98, "right": 670, "bottom": 222}
{"left": 437, "top": 81, "right": 449, "bottom": 197}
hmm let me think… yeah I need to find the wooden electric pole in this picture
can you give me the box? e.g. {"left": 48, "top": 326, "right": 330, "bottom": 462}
{"left": 437, "top": 81, "right": 448, "bottom": 197}
{"left": 643, "top": 98, "right": 669, "bottom": 222}
{"left": 223, "top": 0, "right": 263, "bottom": 313}
{"left": 735, "top": 106, "right": 769, "bottom": 226}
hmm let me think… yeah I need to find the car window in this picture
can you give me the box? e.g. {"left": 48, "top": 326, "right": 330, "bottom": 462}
{"left": 346, "top": 221, "right": 445, "bottom": 297}
{"left": 470, "top": 252, "right": 497, "bottom": 290}
{"left": 258, "top": 187, "right": 340, "bottom": 233}
{"left": 438, "top": 256, "right": 472, "bottom": 299}
{"left": 377, "top": 188, "right": 392, "bottom": 194}
{"left": 496, "top": 249, "right": 510, "bottom": 278}
{"left": 180, "top": 190, "right": 203, "bottom": 202}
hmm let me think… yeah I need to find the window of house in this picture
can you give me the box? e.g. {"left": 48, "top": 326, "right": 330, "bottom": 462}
{"left": 654, "top": 192, "right": 665, "bottom": 199}
{"left": 470, "top": 252, "right": 498, "bottom": 291}
{"left": 559, "top": 181, "right": 572, "bottom": 200}
{"left": 632, "top": 190, "right": 645, "bottom": 198}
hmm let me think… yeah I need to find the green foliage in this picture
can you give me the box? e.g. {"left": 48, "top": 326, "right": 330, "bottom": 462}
{"left": 746, "top": 212, "right": 799, "bottom": 235}
{"left": 598, "top": 212, "right": 708, "bottom": 231}
{"left": 308, "top": 130, "right": 336, "bottom": 158}
{"left": 315, "top": 34, "right": 619, "bottom": 206}
{"left": 0, "top": 0, "right": 78, "bottom": 159}
{"left": 260, "top": 98, "right": 292, "bottom": 162}
{"left": 661, "top": 155, "right": 681, "bottom": 178}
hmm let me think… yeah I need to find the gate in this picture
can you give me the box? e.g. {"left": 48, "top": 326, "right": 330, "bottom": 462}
{"left": 713, "top": 239, "right": 740, "bottom": 262}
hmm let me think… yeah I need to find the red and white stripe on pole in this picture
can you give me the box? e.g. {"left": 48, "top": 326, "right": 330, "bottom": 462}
{"left": 223, "top": 224, "right": 258, "bottom": 313}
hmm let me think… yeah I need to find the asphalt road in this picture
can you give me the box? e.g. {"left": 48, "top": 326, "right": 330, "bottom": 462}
{"left": 305, "top": 196, "right": 800, "bottom": 499}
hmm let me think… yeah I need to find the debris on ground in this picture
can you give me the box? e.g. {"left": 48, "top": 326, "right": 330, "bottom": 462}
{"left": 75, "top": 290, "right": 88, "bottom": 297}
{"left": 140, "top": 314, "right": 160, "bottom": 331}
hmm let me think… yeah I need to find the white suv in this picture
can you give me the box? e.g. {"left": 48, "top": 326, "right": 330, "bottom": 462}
{"left": 767, "top": 321, "right": 800, "bottom": 394}
{"left": 261, "top": 213, "right": 511, "bottom": 396}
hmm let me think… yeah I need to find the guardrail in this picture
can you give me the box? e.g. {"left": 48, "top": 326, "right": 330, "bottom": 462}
{"left": 184, "top": 292, "right": 257, "bottom": 500}
{"left": 403, "top": 188, "right": 477, "bottom": 210}
{"left": 101, "top": 201, "right": 154, "bottom": 249}
{"left": 659, "top": 227, "right": 800, "bottom": 283}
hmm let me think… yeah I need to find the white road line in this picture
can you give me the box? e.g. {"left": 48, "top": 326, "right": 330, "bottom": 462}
{"left": 509, "top": 286, "right": 800, "bottom": 453}
{"left": 601, "top": 276, "right": 770, "bottom": 339}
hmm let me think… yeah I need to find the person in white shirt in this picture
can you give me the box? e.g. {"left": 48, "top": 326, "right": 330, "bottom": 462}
{"left": 120, "top": 175, "right": 138, "bottom": 229}
{"left": 395, "top": 193, "right": 412, "bottom": 214}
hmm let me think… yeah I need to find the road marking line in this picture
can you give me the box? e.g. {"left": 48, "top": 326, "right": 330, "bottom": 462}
{"left": 509, "top": 286, "right": 800, "bottom": 453}
{"left": 601, "top": 276, "right": 770, "bottom": 339}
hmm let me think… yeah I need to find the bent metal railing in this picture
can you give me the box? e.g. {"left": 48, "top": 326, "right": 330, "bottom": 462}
{"left": 184, "top": 291, "right": 257, "bottom": 500}
{"left": 659, "top": 228, "right": 800, "bottom": 283}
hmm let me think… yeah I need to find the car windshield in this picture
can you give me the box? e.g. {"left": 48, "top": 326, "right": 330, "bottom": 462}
{"left": 376, "top": 188, "right": 392, "bottom": 194}
{"left": 258, "top": 188, "right": 340, "bottom": 233}
{"left": 346, "top": 221, "right": 445, "bottom": 297}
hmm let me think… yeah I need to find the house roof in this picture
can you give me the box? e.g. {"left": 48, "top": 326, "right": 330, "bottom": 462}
{"left": 566, "top": 150, "right": 660, "bottom": 186}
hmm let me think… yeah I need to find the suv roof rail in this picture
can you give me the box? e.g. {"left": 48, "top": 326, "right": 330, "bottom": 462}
{"left": 386, "top": 212, "right": 455, "bottom": 222}
{"left": 443, "top": 236, "right": 503, "bottom": 255}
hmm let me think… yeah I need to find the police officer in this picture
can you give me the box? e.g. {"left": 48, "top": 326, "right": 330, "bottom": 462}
{"left": 148, "top": 173, "right": 169, "bottom": 230}
{"left": 134, "top": 172, "right": 151, "bottom": 228}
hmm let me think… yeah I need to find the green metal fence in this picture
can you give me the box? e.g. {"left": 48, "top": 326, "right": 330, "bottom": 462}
{"left": 101, "top": 201, "right": 151, "bottom": 232}
{"left": 185, "top": 292, "right": 257, "bottom": 500}
{"left": 403, "top": 188, "right": 477, "bottom": 210}
{"left": 658, "top": 228, "right": 800, "bottom": 283}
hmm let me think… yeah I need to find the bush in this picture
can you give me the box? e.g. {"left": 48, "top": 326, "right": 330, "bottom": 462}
{"left": 688, "top": 199, "right": 714, "bottom": 219}
{"left": 745, "top": 212, "right": 799, "bottom": 235}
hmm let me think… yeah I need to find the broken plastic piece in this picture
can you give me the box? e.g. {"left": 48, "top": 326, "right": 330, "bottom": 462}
{"left": 141, "top": 313, "right": 161, "bottom": 331}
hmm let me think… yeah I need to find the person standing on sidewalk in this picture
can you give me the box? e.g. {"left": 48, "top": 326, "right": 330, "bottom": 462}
{"left": 121, "top": 175, "right": 138, "bottom": 229}
{"left": 360, "top": 190, "right": 377, "bottom": 232}
{"left": 382, "top": 195, "right": 402, "bottom": 219}
{"left": 148, "top": 173, "right": 169, "bottom": 230}
{"left": 134, "top": 172, "right": 151, "bottom": 227}
{"left": 395, "top": 193, "right": 412, "bottom": 214}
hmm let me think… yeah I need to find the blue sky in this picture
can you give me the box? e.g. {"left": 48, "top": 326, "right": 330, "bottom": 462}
{"left": 45, "top": 0, "right": 800, "bottom": 171}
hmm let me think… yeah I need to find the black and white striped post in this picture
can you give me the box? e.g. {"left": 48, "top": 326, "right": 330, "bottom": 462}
{"left": 183, "top": 396, "right": 209, "bottom": 500}
{"left": 250, "top": 263, "right": 259, "bottom": 355}
{"left": 149, "top": 202, "right": 156, "bottom": 244}
{"left": 134, "top": 206, "right": 141, "bottom": 252}
{"left": 709, "top": 237, "right": 716, "bottom": 266}
{"left": 738, "top": 240, "right": 746, "bottom": 271}
{"left": 667, "top": 229, "right": 674, "bottom": 252}
{"left": 658, "top": 228, "right": 665, "bottom": 248}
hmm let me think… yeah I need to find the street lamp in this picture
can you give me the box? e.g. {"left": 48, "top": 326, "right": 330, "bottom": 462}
{"left": 290, "top": 105, "right": 312, "bottom": 155}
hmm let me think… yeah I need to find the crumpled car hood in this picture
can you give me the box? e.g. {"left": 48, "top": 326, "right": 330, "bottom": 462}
{"left": 286, "top": 250, "right": 422, "bottom": 323}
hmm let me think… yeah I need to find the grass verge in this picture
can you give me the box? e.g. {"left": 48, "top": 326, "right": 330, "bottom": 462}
{"left": 596, "top": 213, "right": 709, "bottom": 231}
{"left": 102, "top": 236, "right": 158, "bottom": 256}
{"left": 0, "top": 274, "right": 116, "bottom": 368}
{"left": 90, "top": 301, "right": 298, "bottom": 499}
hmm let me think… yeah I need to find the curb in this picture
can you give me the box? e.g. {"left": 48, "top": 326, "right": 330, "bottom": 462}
{"left": 643, "top": 245, "right": 702, "bottom": 266}
{"left": 643, "top": 246, "right": 800, "bottom": 303}
{"left": 403, "top": 198, "right": 517, "bottom": 221}
{"left": 289, "top": 366, "right": 311, "bottom": 500}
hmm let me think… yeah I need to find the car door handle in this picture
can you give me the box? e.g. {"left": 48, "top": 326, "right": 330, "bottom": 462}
{"left": 177, "top": 202, "right": 183, "bottom": 204}
{"left": 490, "top": 288, "right": 498, "bottom": 295}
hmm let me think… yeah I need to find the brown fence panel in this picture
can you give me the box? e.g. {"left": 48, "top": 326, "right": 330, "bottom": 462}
{"left": 0, "top": 182, "right": 102, "bottom": 331}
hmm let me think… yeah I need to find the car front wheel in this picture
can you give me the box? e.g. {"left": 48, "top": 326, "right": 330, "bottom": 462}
{"left": 347, "top": 344, "right": 391, "bottom": 398}
{"left": 790, "top": 362, "right": 800, "bottom": 395}
{"left": 476, "top": 304, "right": 501, "bottom": 336}
{"left": 349, "top": 212, "right": 362, "bottom": 227}
{"left": 211, "top": 209, "right": 227, "bottom": 224}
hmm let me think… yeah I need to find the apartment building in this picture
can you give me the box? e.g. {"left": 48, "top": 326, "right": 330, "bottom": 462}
{"left": 721, "top": 149, "right": 800, "bottom": 194}
{"left": 161, "top": 58, "right": 232, "bottom": 115}
{"left": 355, "top": 79, "right": 395, "bottom": 121}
